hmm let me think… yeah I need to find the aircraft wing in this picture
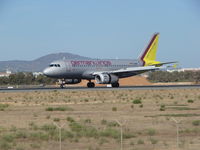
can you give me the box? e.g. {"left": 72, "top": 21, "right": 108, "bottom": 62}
{"left": 92, "top": 66, "right": 163, "bottom": 76}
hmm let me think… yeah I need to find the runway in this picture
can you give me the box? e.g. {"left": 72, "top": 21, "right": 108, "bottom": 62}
{"left": 1, "top": 84, "right": 200, "bottom": 92}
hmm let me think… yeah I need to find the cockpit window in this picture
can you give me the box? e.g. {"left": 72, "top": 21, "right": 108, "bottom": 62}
{"left": 49, "top": 64, "right": 61, "bottom": 67}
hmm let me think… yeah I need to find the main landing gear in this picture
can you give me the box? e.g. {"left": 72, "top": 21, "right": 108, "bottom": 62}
{"left": 111, "top": 82, "right": 119, "bottom": 88}
{"left": 87, "top": 81, "right": 95, "bottom": 88}
{"left": 86, "top": 81, "right": 119, "bottom": 88}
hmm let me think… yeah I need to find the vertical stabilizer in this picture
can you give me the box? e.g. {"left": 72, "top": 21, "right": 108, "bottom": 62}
{"left": 138, "top": 33, "right": 160, "bottom": 66}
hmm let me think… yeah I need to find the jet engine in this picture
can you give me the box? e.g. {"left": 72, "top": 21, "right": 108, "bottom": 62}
{"left": 95, "top": 74, "right": 119, "bottom": 84}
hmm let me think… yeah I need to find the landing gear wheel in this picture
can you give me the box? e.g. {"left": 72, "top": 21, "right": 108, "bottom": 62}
{"left": 87, "top": 82, "right": 95, "bottom": 88}
{"left": 111, "top": 82, "right": 119, "bottom": 88}
{"left": 60, "top": 84, "right": 64, "bottom": 88}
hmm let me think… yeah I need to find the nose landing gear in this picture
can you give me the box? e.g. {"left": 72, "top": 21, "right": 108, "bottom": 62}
{"left": 58, "top": 79, "right": 65, "bottom": 88}
{"left": 60, "top": 84, "right": 64, "bottom": 88}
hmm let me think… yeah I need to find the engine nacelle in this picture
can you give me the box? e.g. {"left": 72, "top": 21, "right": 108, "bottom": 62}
{"left": 59, "top": 79, "right": 81, "bottom": 84}
{"left": 95, "top": 74, "right": 118, "bottom": 84}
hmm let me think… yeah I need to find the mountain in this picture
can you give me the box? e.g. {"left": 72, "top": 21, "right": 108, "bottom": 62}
{"left": 0, "top": 53, "right": 90, "bottom": 72}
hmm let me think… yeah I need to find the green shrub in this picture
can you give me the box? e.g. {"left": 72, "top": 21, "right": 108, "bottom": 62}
{"left": 10, "top": 126, "right": 17, "bottom": 132}
{"left": 83, "top": 127, "right": 98, "bottom": 138}
{"left": 167, "top": 106, "right": 196, "bottom": 110}
{"left": 112, "top": 107, "right": 117, "bottom": 111}
{"left": 150, "top": 138, "right": 158, "bottom": 144}
{"left": 69, "top": 121, "right": 98, "bottom": 138}
{"left": 100, "top": 128, "right": 120, "bottom": 139}
{"left": 99, "top": 138, "right": 109, "bottom": 145}
{"left": 41, "top": 124, "right": 56, "bottom": 131}
{"left": 139, "top": 104, "right": 143, "bottom": 108}
{"left": 123, "top": 132, "right": 137, "bottom": 139}
{"left": 84, "top": 99, "right": 89, "bottom": 102}
{"left": 137, "top": 139, "right": 144, "bottom": 144}
{"left": 0, "top": 141, "right": 11, "bottom": 150}
{"left": 66, "top": 117, "right": 75, "bottom": 123}
{"left": 45, "top": 106, "right": 73, "bottom": 111}
{"left": 192, "top": 120, "right": 200, "bottom": 126}
{"left": 101, "top": 119, "right": 107, "bottom": 125}
{"left": 45, "top": 107, "right": 53, "bottom": 111}
{"left": 0, "top": 104, "right": 9, "bottom": 111}
{"left": 30, "top": 143, "right": 41, "bottom": 148}
{"left": 62, "top": 130, "right": 74, "bottom": 139}
{"left": 132, "top": 99, "right": 142, "bottom": 104}
{"left": 147, "top": 128, "right": 156, "bottom": 136}
{"left": 46, "top": 115, "right": 51, "bottom": 119}
{"left": 33, "top": 113, "right": 38, "bottom": 117}
{"left": 84, "top": 118, "right": 92, "bottom": 123}
{"left": 16, "top": 146, "right": 25, "bottom": 150}
{"left": 53, "top": 118, "right": 60, "bottom": 122}
{"left": 160, "top": 104, "right": 165, "bottom": 111}
{"left": 130, "top": 141, "right": 134, "bottom": 145}
{"left": 107, "top": 121, "right": 119, "bottom": 127}
{"left": 69, "top": 122, "right": 84, "bottom": 133}
{"left": 130, "top": 105, "right": 134, "bottom": 109}
{"left": 15, "top": 130, "right": 28, "bottom": 139}
{"left": 30, "top": 132, "right": 49, "bottom": 141}
{"left": 187, "top": 99, "right": 194, "bottom": 103}
{"left": 29, "top": 122, "right": 38, "bottom": 130}
{"left": 2, "top": 134, "right": 14, "bottom": 142}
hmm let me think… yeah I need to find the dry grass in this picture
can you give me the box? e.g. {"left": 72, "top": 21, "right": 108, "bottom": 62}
{"left": 0, "top": 88, "right": 200, "bottom": 150}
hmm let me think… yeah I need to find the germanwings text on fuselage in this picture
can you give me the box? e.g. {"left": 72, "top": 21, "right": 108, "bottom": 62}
{"left": 71, "top": 60, "right": 112, "bottom": 66}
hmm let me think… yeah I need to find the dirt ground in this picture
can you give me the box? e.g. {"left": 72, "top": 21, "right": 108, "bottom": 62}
{"left": 0, "top": 88, "right": 200, "bottom": 150}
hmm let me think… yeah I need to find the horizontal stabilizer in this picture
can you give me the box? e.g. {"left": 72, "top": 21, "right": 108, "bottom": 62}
{"left": 152, "top": 61, "right": 178, "bottom": 67}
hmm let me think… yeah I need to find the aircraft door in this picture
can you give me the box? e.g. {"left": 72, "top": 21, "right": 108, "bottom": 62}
{"left": 65, "top": 61, "right": 72, "bottom": 72}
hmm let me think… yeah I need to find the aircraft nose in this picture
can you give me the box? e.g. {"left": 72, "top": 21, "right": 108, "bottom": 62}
{"left": 43, "top": 68, "right": 52, "bottom": 76}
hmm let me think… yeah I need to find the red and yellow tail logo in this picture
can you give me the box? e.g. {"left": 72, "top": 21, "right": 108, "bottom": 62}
{"left": 139, "top": 33, "right": 161, "bottom": 66}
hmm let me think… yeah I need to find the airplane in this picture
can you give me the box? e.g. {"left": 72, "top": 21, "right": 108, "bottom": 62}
{"left": 43, "top": 33, "right": 175, "bottom": 88}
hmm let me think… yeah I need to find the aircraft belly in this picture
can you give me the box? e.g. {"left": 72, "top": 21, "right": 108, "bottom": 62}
{"left": 63, "top": 72, "right": 82, "bottom": 79}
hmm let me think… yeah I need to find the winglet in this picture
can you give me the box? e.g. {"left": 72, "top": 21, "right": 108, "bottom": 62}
{"left": 139, "top": 33, "right": 160, "bottom": 66}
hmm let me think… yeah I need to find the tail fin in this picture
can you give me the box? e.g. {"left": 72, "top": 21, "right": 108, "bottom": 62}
{"left": 138, "top": 33, "right": 160, "bottom": 66}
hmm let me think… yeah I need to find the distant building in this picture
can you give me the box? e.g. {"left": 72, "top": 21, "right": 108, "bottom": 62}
{"left": 177, "top": 68, "right": 200, "bottom": 72}
{"left": 33, "top": 72, "right": 43, "bottom": 77}
{"left": 0, "top": 69, "right": 12, "bottom": 77}
{"left": 167, "top": 68, "right": 200, "bottom": 72}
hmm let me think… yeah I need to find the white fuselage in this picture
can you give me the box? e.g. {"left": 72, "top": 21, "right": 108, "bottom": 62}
{"left": 43, "top": 59, "right": 142, "bottom": 80}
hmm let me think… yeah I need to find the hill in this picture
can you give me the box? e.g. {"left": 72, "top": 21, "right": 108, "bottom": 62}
{"left": 0, "top": 53, "right": 89, "bottom": 72}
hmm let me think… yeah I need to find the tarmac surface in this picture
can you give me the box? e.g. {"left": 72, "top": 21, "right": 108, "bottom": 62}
{"left": 1, "top": 84, "right": 200, "bottom": 92}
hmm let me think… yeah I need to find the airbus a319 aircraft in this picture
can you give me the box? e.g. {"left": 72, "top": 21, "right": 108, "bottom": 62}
{"left": 43, "top": 33, "right": 175, "bottom": 88}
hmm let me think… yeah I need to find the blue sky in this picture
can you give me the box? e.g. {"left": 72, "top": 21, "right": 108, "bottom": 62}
{"left": 0, "top": 0, "right": 200, "bottom": 67}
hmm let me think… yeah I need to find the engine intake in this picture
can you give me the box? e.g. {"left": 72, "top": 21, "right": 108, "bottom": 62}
{"left": 95, "top": 74, "right": 118, "bottom": 84}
